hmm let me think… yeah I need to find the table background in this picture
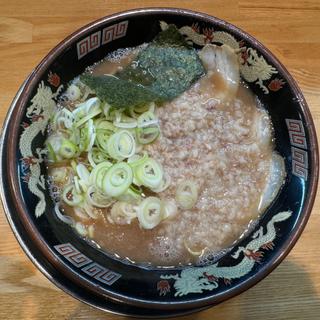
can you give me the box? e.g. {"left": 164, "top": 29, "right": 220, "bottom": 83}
{"left": 0, "top": 1, "right": 319, "bottom": 319}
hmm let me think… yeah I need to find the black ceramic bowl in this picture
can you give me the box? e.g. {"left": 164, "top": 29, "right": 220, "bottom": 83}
{"left": 0, "top": 8, "right": 318, "bottom": 318}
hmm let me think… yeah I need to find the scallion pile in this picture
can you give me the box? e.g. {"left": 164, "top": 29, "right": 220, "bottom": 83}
{"left": 46, "top": 81, "right": 199, "bottom": 231}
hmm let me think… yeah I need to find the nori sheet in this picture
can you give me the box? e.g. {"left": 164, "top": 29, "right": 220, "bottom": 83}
{"left": 81, "top": 75, "right": 160, "bottom": 108}
{"left": 81, "top": 24, "right": 205, "bottom": 108}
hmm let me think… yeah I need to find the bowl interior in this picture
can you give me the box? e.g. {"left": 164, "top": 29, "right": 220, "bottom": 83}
{"left": 3, "top": 9, "right": 317, "bottom": 309}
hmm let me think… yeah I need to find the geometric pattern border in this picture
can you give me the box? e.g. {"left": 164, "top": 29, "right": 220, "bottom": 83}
{"left": 102, "top": 20, "right": 128, "bottom": 45}
{"left": 77, "top": 20, "right": 128, "bottom": 59}
{"left": 54, "top": 243, "right": 121, "bottom": 286}
{"left": 286, "top": 118, "right": 308, "bottom": 180}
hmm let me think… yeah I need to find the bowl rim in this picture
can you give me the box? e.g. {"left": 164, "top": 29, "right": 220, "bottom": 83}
{"left": 1, "top": 7, "right": 319, "bottom": 310}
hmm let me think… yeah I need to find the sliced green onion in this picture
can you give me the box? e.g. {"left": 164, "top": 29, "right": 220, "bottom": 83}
{"left": 134, "top": 158, "right": 163, "bottom": 189}
{"left": 59, "top": 139, "right": 77, "bottom": 159}
{"left": 119, "top": 202, "right": 138, "bottom": 219}
{"left": 71, "top": 159, "right": 77, "bottom": 172}
{"left": 79, "top": 119, "right": 95, "bottom": 152}
{"left": 88, "top": 225, "right": 95, "bottom": 238}
{"left": 74, "top": 177, "right": 88, "bottom": 193}
{"left": 86, "top": 185, "right": 114, "bottom": 208}
{"left": 46, "top": 142, "right": 58, "bottom": 162}
{"left": 90, "top": 161, "right": 113, "bottom": 190}
{"left": 113, "top": 114, "right": 137, "bottom": 129}
{"left": 84, "top": 97, "right": 101, "bottom": 113}
{"left": 148, "top": 102, "right": 156, "bottom": 113}
{"left": 88, "top": 147, "right": 108, "bottom": 167}
{"left": 138, "top": 120, "right": 159, "bottom": 128}
{"left": 135, "top": 143, "right": 143, "bottom": 154}
{"left": 95, "top": 119, "right": 116, "bottom": 131}
{"left": 68, "top": 126, "right": 80, "bottom": 145}
{"left": 176, "top": 180, "right": 199, "bottom": 210}
{"left": 74, "top": 171, "right": 90, "bottom": 194}
{"left": 103, "top": 101, "right": 114, "bottom": 120}
{"left": 114, "top": 110, "right": 122, "bottom": 123}
{"left": 109, "top": 201, "right": 138, "bottom": 225}
{"left": 81, "top": 201, "right": 99, "bottom": 219}
{"left": 46, "top": 134, "right": 63, "bottom": 159}
{"left": 73, "top": 97, "right": 101, "bottom": 120}
{"left": 54, "top": 203, "right": 75, "bottom": 226}
{"left": 107, "top": 130, "right": 136, "bottom": 161}
{"left": 136, "top": 126, "right": 160, "bottom": 144}
{"left": 134, "top": 110, "right": 160, "bottom": 144}
{"left": 137, "top": 197, "right": 163, "bottom": 229}
{"left": 128, "top": 102, "right": 155, "bottom": 119}
{"left": 95, "top": 121, "right": 116, "bottom": 151}
{"left": 102, "top": 162, "right": 133, "bottom": 197}
{"left": 75, "top": 108, "right": 101, "bottom": 128}
{"left": 53, "top": 108, "right": 74, "bottom": 130}
{"left": 62, "top": 185, "right": 83, "bottom": 206}
{"left": 129, "top": 106, "right": 140, "bottom": 119}
{"left": 75, "top": 222, "right": 88, "bottom": 236}
{"left": 161, "top": 199, "right": 178, "bottom": 219}
{"left": 133, "top": 105, "right": 150, "bottom": 114}
{"left": 116, "top": 185, "right": 142, "bottom": 203}
{"left": 134, "top": 102, "right": 155, "bottom": 114}
{"left": 114, "top": 121, "right": 137, "bottom": 129}
{"left": 151, "top": 172, "right": 171, "bottom": 193}
{"left": 74, "top": 176, "right": 84, "bottom": 194}
{"left": 127, "top": 152, "right": 149, "bottom": 168}
{"left": 48, "top": 89, "right": 177, "bottom": 225}
{"left": 137, "top": 111, "right": 157, "bottom": 127}
{"left": 76, "top": 163, "right": 90, "bottom": 185}
{"left": 96, "top": 131, "right": 111, "bottom": 152}
{"left": 66, "top": 84, "right": 81, "bottom": 101}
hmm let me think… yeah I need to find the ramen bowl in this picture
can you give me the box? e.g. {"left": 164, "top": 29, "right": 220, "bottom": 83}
{"left": 0, "top": 8, "right": 318, "bottom": 318}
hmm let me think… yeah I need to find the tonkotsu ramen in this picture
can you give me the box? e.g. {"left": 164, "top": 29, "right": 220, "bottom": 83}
{"left": 46, "top": 24, "right": 285, "bottom": 266}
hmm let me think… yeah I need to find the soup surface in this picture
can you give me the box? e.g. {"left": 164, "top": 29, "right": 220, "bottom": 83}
{"left": 47, "top": 26, "right": 285, "bottom": 266}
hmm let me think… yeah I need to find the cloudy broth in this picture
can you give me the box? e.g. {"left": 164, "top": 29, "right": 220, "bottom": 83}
{"left": 47, "top": 42, "right": 285, "bottom": 266}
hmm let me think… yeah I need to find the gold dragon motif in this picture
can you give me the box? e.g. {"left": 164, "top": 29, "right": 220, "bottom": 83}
{"left": 19, "top": 81, "right": 62, "bottom": 217}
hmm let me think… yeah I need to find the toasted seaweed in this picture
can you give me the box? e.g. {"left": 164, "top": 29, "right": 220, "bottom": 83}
{"left": 152, "top": 24, "right": 190, "bottom": 47}
{"left": 137, "top": 45, "right": 204, "bottom": 100}
{"left": 81, "top": 75, "right": 160, "bottom": 108}
{"left": 116, "top": 64, "right": 154, "bottom": 86}
{"left": 82, "top": 24, "right": 205, "bottom": 108}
